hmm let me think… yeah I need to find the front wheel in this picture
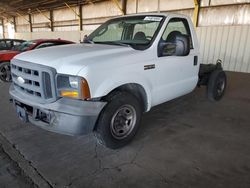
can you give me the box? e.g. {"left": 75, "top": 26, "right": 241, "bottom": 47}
{"left": 0, "top": 62, "right": 12, "bottom": 82}
{"left": 95, "top": 91, "right": 142, "bottom": 149}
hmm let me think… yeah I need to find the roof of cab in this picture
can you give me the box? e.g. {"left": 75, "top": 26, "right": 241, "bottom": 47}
{"left": 114, "top": 12, "right": 189, "bottom": 19}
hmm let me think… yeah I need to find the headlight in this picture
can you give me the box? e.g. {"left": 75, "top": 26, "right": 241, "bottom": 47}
{"left": 56, "top": 75, "right": 90, "bottom": 100}
{"left": 69, "top": 76, "right": 79, "bottom": 89}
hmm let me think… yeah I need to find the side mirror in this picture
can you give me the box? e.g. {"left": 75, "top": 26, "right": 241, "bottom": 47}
{"left": 83, "top": 35, "right": 89, "bottom": 43}
{"left": 158, "top": 34, "right": 190, "bottom": 57}
{"left": 158, "top": 42, "right": 176, "bottom": 57}
{"left": 175, "top": 34, "right": 190, "bottom": 56}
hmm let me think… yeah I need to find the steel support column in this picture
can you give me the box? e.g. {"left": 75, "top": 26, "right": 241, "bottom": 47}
{"left": 79, "top": 5, "right": 83, "bottom": 31}
{"left": 157, "top": 0, "right": 160, "bottom": 13}
{"left": 28, "top": 13, "right": 33, "bottom": 32}
{"left": 193, "top": 0, "right": 200, "bottom": 27}
{"left": 122, "top": 0, "right": 127, "bottom": 15}
{"left": 50, "top": 10, "right": 54, "bottom": 32}
{"left": 136, "top": 0, "right": 138, "bottom": 13}
{"left": 13, "top": 16, "right": 16, "bottom": 32}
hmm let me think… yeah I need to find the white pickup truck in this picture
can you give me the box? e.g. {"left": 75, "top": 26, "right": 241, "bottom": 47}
{"left": 9, "top": 13, "right": 226, "bottom": 149}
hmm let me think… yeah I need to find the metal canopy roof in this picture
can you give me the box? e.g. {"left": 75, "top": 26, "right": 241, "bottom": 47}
{"left": 0, "top": 0, "right": 105, "bottom": 18}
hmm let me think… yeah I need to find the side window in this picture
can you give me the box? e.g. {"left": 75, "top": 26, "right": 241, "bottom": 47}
{"left": 162, "top": 18, "right": 193, "bottom": 49}
{"left": 133, "top": 22, "right": 159, "bottom": 41}
{"left": 13, "top": 41, "right": 23, "bottom": 46}
{"left": 6, "top": 40, "right": 12, "bottom": 48}
{"left": 0, "top": 41, "right": 7, "bottom": 49}
{"left": 12, "top": 41, "right": 23, "bottom": 50}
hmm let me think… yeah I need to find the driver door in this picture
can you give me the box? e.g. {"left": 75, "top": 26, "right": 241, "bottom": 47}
{"left": 153, "top": 17, "right": 198, "bottom": 105}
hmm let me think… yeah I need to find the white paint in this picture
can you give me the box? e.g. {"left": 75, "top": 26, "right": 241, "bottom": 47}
{"left": 13, "top": 13, "right": 199, "bottom": 111}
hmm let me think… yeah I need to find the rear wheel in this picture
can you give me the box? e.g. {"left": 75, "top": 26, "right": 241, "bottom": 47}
{"left": 0, "top": 62, "right": 12, "bottom": 82}
{"left": 207, "top": 70, "right": 227, "bottom": 101}
{"left": 95, "top": 91, "right": 142, "bottom": 149}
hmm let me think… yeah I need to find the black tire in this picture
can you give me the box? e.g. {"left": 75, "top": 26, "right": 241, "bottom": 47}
{"left": 207, "top": 70, "right": 227, "bottom": 101}
{"left": 0, "top": 62, "right": 12, "bottom": 82}
{"left": 95, "top": 91, "right": 142, "bottom": 149}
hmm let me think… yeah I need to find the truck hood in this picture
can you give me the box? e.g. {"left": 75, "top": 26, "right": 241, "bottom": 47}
{"left": 14, "top": 43, "right": 136, "bottom": 75}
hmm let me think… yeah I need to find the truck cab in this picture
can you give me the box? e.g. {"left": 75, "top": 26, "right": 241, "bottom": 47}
{"left": 9, "top": 13, "right": 226, "bottom": 149}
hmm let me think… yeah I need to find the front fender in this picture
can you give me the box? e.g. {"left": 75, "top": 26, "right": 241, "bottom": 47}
{"left": 93, "top": 72, "right": 153, "bottom": 111}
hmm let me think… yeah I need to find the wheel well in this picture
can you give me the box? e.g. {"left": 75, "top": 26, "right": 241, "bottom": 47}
{"left": 103, "top": 83, "right": 148, "bottom": 112}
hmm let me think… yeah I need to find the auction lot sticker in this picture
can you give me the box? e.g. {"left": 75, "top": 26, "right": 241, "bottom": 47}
{"left": 144, "top": 16, "right": 163, "bottom": 22}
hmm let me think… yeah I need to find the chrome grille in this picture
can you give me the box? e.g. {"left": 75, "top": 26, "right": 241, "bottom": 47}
{"left": 11, "top": 59, "right": 57, "bottom": 103}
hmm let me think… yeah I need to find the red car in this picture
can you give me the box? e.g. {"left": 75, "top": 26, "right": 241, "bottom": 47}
{"left": 0, "top": 39, "right": 74, "bottom": 82}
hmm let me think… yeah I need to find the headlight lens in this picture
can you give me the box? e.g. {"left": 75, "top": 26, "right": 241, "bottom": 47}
{"left": 69, "top": 76, "right": 79, "bottom": 89}
{"left": 56, "top": 75, "right": 90, "bottom": 100}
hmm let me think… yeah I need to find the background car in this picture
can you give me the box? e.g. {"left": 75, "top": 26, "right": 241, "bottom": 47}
{"left": 0, "top": 39, "right": 75, "bottom": 82}
{"left": 0, "top": 39, "right": 26, "bottom": 51}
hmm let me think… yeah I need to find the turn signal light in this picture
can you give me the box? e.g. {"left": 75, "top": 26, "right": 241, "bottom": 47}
{"left": 60, "top": 91, "right": 79, "bottom": 98}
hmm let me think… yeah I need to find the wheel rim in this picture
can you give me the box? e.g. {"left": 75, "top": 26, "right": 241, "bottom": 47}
{"left": 216, "top": 77, "right": 225, "bottom": 96}
{"left": 0, "top": 64, "right": 11, "bottom": 82}
{"left": 110, "top": 104, "right": 137, "bottom": 140}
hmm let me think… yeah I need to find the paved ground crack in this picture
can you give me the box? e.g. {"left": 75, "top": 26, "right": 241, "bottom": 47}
{"left": 0, "top": 144, "right": 38, "bottom": 188}
{"left": 133, "top": 162, "right": 168, "bottom": 185}
{"left": 0, "top": 132, "right": 53, "bottom": 188}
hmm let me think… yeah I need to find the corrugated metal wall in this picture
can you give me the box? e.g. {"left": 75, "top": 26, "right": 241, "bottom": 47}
{"left": 197, "top": 25, "right": 250, "bottom": 73}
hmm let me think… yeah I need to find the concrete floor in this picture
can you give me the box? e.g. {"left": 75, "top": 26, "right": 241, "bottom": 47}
{"left": 0, "top": 72, "right": 250, "bottom": 188}
{"left": 0, "top": 146, "right": 35, "bottom": 188}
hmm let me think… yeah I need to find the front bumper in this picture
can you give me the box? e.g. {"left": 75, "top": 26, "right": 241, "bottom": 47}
{"left": 9, "top": 84, "right": 106, "bottom": 136}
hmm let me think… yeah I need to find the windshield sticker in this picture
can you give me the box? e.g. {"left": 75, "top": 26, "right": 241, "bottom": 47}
{"left": 144, "top": 16, "right": 162, "bottom": 22}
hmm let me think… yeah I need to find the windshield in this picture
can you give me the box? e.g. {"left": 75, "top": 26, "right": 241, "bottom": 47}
{"left": 14, "top": 41, "right": 36, "bottom": 52}
{"left": 86, "top": 15, "right": 165, "bottom": 50}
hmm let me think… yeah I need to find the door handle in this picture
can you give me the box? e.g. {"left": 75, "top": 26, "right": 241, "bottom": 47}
{"left": 194, "top": 56, "right": 198, "bottom": 66}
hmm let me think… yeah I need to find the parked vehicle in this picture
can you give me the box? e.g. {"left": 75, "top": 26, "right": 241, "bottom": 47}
{"left": 0, "top": 39, "right": 74, "bottom": 82}
{"left": 9, "top": 13, "right": 227, "bottom": 149}
{"left": 0, "top": 39, "right": 25, "bottom": 51}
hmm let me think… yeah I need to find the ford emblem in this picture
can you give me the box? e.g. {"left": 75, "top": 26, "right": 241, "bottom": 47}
{"left": 17, "top": 76, "right": 25, "bottom": 84}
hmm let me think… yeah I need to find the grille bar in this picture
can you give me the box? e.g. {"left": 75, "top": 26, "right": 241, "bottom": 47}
{"left": 12, "top": 79, "right": 41, "bottom": 92}
{"left": 11, "top": 68, "right": 40, "bottom": 82}
{"left": 11, "top": 59, "right": 57, "bottom": 103}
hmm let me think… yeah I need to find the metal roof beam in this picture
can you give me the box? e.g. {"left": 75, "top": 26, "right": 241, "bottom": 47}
{"left": 111, "top": 0, "right": 124, "bottom": 15}
{"left": 36, "top": 8, "right": 51, "bottom": 21}
{"left": 64, "top": 2, "right": 81, "bottom": 18}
